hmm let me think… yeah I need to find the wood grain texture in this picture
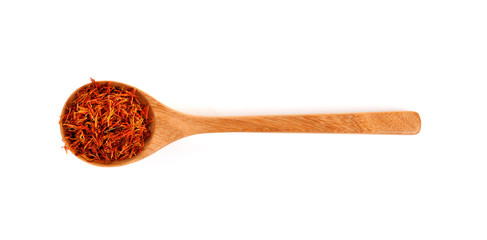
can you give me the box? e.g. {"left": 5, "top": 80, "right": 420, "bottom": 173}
{"left": 61, "top": 81, "right": 421, "bottom": 167}
{"left": 184, "top": 111, "right": 421, "bottom": 135}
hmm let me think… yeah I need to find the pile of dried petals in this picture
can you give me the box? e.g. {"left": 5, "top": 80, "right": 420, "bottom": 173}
{"left": 60, "top": 78, "right": 152, "bottom": 164}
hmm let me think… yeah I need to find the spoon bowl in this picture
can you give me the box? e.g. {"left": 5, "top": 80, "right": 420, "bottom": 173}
{"left": 61, "top": 81, "right": 421, "bottom": 167}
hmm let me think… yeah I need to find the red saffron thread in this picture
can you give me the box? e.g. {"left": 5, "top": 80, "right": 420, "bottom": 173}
{"left": 60, "top": 78, "right": 152, "bottom": 164}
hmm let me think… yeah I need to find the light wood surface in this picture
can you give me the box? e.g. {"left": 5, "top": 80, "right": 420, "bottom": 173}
{"left": 61, "top": 81, "right": 421, "bottom": 167}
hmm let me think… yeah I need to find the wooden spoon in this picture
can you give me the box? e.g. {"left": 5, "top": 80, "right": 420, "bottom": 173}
{"left": 61, "top": 81, "right": 421, "bottom": 167}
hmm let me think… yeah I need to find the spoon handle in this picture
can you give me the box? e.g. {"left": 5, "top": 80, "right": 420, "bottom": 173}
{"left": 188, "top": 111, "right": 420, "bottom": 135}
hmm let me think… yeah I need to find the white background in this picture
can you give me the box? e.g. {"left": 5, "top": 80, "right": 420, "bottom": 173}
{"left": 0, "top": 1, "right": 486, "bottom": 239}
